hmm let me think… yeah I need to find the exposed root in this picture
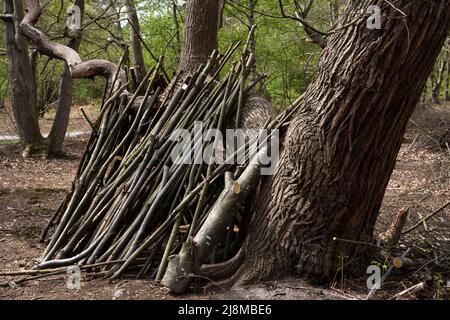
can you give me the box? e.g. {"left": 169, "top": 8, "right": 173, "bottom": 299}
{"left": 201, "top": 249, "right": 245, "bottom": 282}
{"left": 21, "top": 142, "right": 50, "bottom": 159}
{"left": 206, "top": 249, "right": 279, "bottom": 289}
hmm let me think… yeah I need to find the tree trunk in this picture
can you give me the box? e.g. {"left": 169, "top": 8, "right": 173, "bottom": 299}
{"left": 295, "top": 0, "right": 327, "bottom": 49}
{"left": 445, "top": 51, "right": 450, "bottom": 101}
{"left": 124, "top": 0, "right": 146, "bottom": 84}
{"left": 421, "top": 78, "right": 429, "bottom": 102}
{"left": 431, "top": 58, "right": 446, "bottom": 104}
{"left": 2, "top": 0, "right": 43, "bottom": 152}
{"left": 222, "top": 0, "right": 450, "bottom": 285}
{"left": 179, "top": 0, "right": 219, "bottom": 75}
{"left": 171, "top": 0, "right": 181, "bottom": 56}
{"left": 246, "top": 0, "right": 270, "bottom": 100}
{"left": 47, "top": 0, "right": 85, "bottom": 156}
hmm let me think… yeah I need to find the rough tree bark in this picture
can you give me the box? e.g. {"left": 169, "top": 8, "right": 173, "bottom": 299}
{"left": 216, "top": 0, "right": 450, "bottom": 285}
{"left": 47, "top": 0, "right": 85, "bottom": 156}
{"left": 179, "top": 0, "right": 220, "bottom": 75}
{"left": 2, "top": 0, "right": 43, "bottom": 153}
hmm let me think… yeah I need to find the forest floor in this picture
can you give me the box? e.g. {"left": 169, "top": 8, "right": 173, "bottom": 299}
{"left": 0, "top": 102, "right": 449, "bottom": 300}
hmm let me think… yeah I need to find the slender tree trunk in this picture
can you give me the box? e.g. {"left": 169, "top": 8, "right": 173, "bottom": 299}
{"left": 2, "top": 0, "right": 43, "bottom": 153}
{"left": 179, "top": 0, "right": 219, "bottom": 75}
{"left": 432, "top": 58, "right": 446, "bottom": 104}
{"left": 246, "top": 0, "right": 270, "bottom": 99}
{"left": 329, "top": 0, "right": 340, "bottom": 26}
{"left": 110, "top": 0, "right": 124, "bottom": 39}
{"left": 422, "top": 78, "right": 429, "bottom": 102}
{"left": 108, "top": 0, "right": 129, "bottom": 61}
{"left": 47, "top": 0, "right": 85, "bottom": 156}
{"left": 124, "top": 0, "right": 146, "bottom": 84}
{"left": 171, "top": 0, "right": 181, "bottom": 56}
{"left": 221, "top": 0, "right": 450, "bottom": 285}
{"left": 445, "top": 51, "right": 450, "bottom": 101}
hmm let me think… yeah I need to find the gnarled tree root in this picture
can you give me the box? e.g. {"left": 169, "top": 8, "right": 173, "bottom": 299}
{"left": 201, "top": 249, "right": 245, "bottom": 282}
{"left": 162, "top": 147, "right": 268, "bottom": 293}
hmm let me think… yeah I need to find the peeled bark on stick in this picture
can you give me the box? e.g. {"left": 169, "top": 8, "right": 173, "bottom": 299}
{"left": 392, "top": 282, "right": 425, "bottom": 300}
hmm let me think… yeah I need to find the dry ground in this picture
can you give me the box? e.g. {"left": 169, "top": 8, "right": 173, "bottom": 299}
{"left": 0, "top": 102, "right": 449, "bottom": 300}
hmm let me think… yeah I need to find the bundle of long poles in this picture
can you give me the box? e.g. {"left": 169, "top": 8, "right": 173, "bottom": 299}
{"left": 37, "top": 40, "right": 268, "bottom": 282}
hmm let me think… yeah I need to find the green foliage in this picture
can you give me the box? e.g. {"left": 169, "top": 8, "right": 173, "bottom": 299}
{"left": 0, "top": 0, "right": 333, "bottom": 109}
{"left": 1, "top": 0, "right": 446, "bottom": 112}
{"left": 220, "top": 0, "right": 323, "bottom": 109}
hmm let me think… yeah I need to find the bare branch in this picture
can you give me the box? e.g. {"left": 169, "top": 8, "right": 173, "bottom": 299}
{"left": 228, "top": 0, "right": 328, "bottom": 36}
{"left": 294, "top": 10, "right": 327, "bottom": 48}
{"left": 277, "top": 0, "right": 328, "bottom": 36}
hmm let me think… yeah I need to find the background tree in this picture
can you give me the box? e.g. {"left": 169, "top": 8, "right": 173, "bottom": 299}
{"left": 179, "top": 0, "right": 219, "bottom": 75}
{"left": 1, "top": 0, "right": 43, "bottom": 155}
{"left": 431, "top": 54, "right": 447, "bottom": 104}
{"left": 1, "top": 0, "right": 128, "bottom": 155}
{"left": 6, "top": 0, "right": 449, "bottom": 294}
{"left": 47, "top": 0, "right": 85, "bottom": 155}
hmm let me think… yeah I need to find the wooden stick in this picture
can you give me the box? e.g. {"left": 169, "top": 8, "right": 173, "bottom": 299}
{"left": 366, "top": 248, "right": 411, "bottom": 300}
{"left": 0, "top": 260, "right": 127, "bottom": 277}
